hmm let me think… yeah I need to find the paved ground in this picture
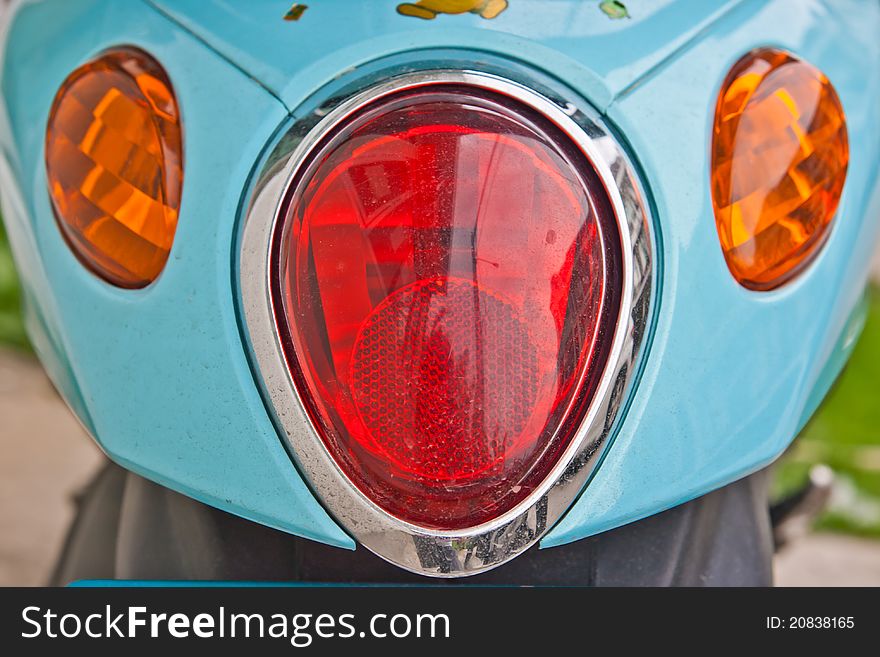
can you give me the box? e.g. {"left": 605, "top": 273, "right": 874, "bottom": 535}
{"left": 776, "top": 534, "right": 880, "bottom": 586}
{"left": 2, "top": 350, "right": 879, "bottom": 586}
{"left": 0, "top": 350, "right": 102, "bottom": 586}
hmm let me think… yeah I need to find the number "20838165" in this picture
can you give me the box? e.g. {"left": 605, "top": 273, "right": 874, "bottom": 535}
{"left": 766, "top": 617, "right": 854, "bottom": 629}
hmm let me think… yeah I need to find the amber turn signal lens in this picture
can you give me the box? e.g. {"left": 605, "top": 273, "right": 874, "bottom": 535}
{"left": 45, "top": 48, "right": 182, "bottom": 288}
{"left": 711, "top": 48, "right": 848, "bottom": 290}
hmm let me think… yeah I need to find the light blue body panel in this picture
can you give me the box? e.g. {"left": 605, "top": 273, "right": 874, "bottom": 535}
{"left": 147, "top": 0, "right": 742, "bottom": 113}
{"left": 0, "top": 0, "right": 352, "bottom": 548}
{"left": 549, "top": 0, "right": 880, "bottom": 545}
{"left": 1, "top": 0, "right": 878, "bottom": 552}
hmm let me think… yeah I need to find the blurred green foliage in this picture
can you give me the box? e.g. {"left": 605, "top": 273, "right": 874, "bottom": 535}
{"left": 0, "top": 218, "right": 30, "bottom": 351}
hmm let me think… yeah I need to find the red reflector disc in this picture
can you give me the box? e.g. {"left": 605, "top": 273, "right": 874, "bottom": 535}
{"left": 275, "top": 87, "right": 621, "bottom": 529}
{"left": 351, "top": 277, "right": 539, "bottom": 482}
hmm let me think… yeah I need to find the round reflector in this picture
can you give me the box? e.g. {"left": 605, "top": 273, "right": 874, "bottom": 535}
{"left": 274, "top": 86, "right": 622, "bottom": 530}
{"left": 45, "top": 48, "right": 183, "bottom": 288}
{"left": 711, "top": 48, "right": 848, "bottom": 290}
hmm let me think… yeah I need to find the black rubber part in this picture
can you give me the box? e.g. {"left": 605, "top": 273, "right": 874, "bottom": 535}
{"left": 52, "top": 461, "right": 773, "bottom": 586}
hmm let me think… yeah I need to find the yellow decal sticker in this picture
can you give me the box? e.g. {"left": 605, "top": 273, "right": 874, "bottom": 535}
{"left": 397, "top": 0, "right": 509, "bottom": 21}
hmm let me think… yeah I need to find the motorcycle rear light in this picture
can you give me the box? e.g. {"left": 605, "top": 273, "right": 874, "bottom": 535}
{"left": 711, "top": 48, "right": 848, "bottom": 290}
{"left": 45, "top": 48, "right": 182, "bottom": 288}
{"left": 273, "top": 86, "right": 622, "bottom": 529}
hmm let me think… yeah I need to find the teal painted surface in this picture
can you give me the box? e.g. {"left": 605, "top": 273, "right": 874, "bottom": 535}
{"left": 545, "top": 0, "right": 880, "bottom": 546}
{"left": 147, "top": 0, "right": 743, "bottom": 113}
{"left": 0, "top": 0, "right": 353, "bottom": 548}
{"left": 1, "top": 0, "right": 878, "bottom": 554}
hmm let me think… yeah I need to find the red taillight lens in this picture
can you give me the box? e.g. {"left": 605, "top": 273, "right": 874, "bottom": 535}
{"left": 275, "top": 87, "right": 621, "bottom": 529}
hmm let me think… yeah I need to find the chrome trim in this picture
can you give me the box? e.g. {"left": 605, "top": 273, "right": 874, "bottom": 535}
{"left": 239, "top": 69, "right": 654, "bottom": 577}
